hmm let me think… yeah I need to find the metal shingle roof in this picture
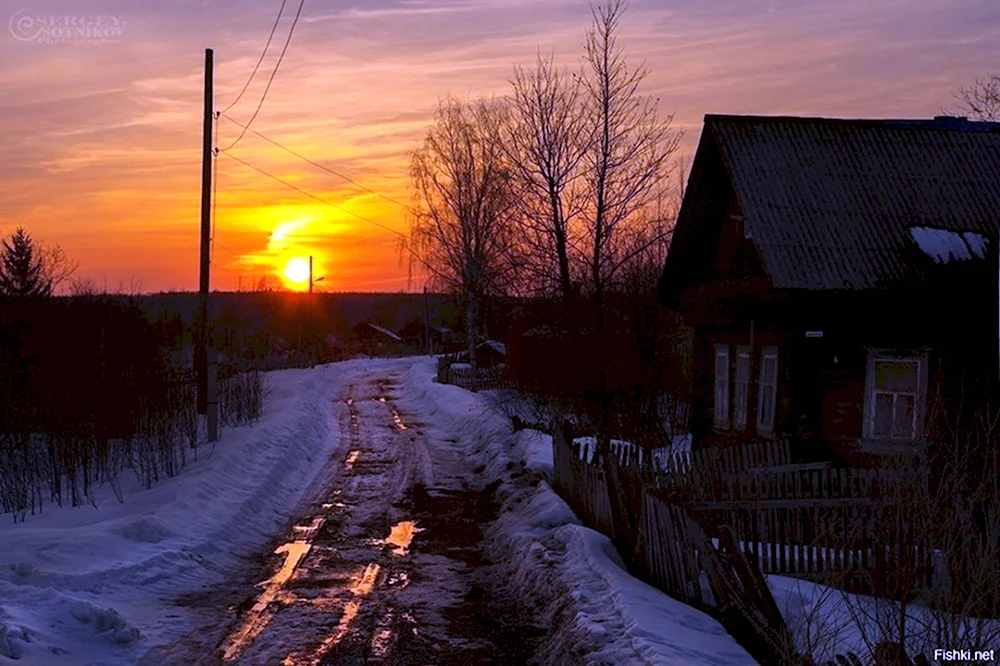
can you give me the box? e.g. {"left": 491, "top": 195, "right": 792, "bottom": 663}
{"left": 705, "top": 114, "right": 1000, "bottom": 289}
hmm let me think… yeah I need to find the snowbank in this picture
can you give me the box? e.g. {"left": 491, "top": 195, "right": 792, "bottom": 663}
{"left": 0, "top": 359, "right": 405, "bottom": 665}
{"left": 771, "top": 573, "right": 1000, "bottom": 664}
{"left": 401, "top": 358, "right": 758, "bottom": 665}
{"left": 0, "top": 356, "right": 758, "bottom": 664}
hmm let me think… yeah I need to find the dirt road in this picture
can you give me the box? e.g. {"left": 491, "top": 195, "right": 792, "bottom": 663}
{"left": 144, "top": 367, "right": 539, "bottom": 665}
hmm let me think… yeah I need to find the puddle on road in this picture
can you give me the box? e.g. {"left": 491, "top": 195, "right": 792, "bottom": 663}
{"left": 221, "top": 515, "right": 326, "bottom": 661}
{"left": 344, "top": 450, "right": 361, "bottom": 470}
{"left": 291, "top": 516, "right": 325, "bottom": 539}
{"left": 382, "top": 520, "right": 421, "bottom": 556}
{"left": 386, "top": 570, "right": 410, "bottom": 588}
{"left": 282, "top": 520, "right": 417, "bottom": 664}
{"left": 370, "top": 607, "right": 394, "bottom": 658}
{"left": 283, "top": 562, "right": 382, "bottom": 666}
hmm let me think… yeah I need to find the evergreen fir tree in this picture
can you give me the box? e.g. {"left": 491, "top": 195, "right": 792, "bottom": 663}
{"left": 0, "top": 227, "right": 52, "bottom": 297}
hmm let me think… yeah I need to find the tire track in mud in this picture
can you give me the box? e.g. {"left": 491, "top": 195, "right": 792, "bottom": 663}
{"left": 159, "top": 372, "right": 542, "bottom": 665}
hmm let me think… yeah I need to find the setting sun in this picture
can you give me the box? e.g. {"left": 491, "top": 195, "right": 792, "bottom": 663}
{"left": 284, "top": 257, "right": 310, "bottom": 284}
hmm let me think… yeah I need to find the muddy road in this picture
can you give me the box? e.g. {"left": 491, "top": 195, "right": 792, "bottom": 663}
{"left": 144, "top": 370, "right": 540, "bottom": 665}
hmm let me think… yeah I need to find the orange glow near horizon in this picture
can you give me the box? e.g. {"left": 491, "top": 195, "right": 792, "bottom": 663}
{"left": 1, "top": 1, "right": 997, "bottom": 293}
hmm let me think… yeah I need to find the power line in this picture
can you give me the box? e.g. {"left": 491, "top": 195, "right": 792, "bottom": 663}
{"left": 220, "top": 0, "right": 288, "bottom": 114}
{"left": 215, "top": 241, "right": 241, "bottom": 259}
{"left": 219, "top": 0, "right": 306, "bottom": 153}
{"left": 219, "top": 112, "right": 412, "bottom": 211}
{"left": 211, "top": 111, "right": 220, "bottom": 262}
{"left": 218, "top": 150, "right": 438, "bottom": 277}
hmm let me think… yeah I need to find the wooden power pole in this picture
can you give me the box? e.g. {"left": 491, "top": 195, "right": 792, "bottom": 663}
{"left": 197, "top": 47, "right": 218, "bottom": 442}
{"left": 309, "top": 255, "right": 314, "bottom": 294}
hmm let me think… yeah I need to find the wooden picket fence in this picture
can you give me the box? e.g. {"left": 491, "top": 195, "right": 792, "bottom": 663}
{"left": 554, "top": 426, "right": 796, "bottom": 663}
{"left": 552, "top": 423, "right": 942, "bottom": 664}
{"left": 673, "top": 438, "right": 792, "bottom": 474}
{"left": 438, "top": 359, "right": 514, "bottom": 392}
{"left": 555, "top": 424, "right": 935, "bottom": 580}
{"left": 553, "top": 426, "right": 615, "bottom": 535}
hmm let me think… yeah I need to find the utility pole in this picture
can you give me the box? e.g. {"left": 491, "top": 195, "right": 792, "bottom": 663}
{"left": 197, "top": 47, "right": 219, "bottom": 442}
{"left": 309, "top": 255, "right": 314, "bottom": 294}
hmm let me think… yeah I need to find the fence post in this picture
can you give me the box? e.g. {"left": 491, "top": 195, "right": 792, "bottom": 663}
{"left": 207, "top": 347, "right": 218, "bottom": 442}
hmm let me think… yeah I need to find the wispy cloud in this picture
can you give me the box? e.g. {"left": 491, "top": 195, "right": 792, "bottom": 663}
{"left": 2, "top": 0, "right": 998, "bottom": 290}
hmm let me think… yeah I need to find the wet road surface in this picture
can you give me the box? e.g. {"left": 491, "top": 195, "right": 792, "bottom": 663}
{"left": 145, "top": 370, "right": 540, "bottom": 665}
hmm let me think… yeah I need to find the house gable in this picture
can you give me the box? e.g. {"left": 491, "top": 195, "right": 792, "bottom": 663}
{"left": 658, "top": 126, "right": 767, "bottom": 308}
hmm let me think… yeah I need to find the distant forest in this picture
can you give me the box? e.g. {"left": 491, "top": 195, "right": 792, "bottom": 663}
{"left": 138, "top": 291, "right": 462, "bottom": 335}
{"left": 117, "top": 291, "right": 532, "bottom": 369}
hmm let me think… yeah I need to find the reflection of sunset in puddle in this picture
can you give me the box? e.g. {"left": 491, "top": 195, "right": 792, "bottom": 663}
{"left": 283, "top": 563, "right": 381, "bottom": 666}
{"left": 344, "top": 450, "right": 360, "bottom": 470}
{"left": 370, "top": 606, "right": 395, "bottom": 658}
{"left": 221, "top": 516, "right": 326, "bottom": 661}
{"left": 387, "top": 570, "right": 410, "bottom": 588}
{"left": 391, "top": 410, "right": 407, "bottom": 431}
{"left": 383, "top": 520, "right": 421, "bottom": 556}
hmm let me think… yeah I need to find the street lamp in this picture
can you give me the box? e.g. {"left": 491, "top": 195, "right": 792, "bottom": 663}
{"left": 308, "top": 255, "right": 325, "bottom": 294}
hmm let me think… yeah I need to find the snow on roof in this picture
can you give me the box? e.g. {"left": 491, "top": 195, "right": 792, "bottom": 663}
{"left": 367, "top": 323, "right": 401, "bottom": 341}
{"left": 962, "top": 230, "right": 989, "bottom": 258}
{"left": 477, "top": 340, "right": 506, "bottom": 355}
{"left": 909, "top": 226, "right": 989, "bottom": 264}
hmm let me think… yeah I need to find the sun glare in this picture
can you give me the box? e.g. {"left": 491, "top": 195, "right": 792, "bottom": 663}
{"left": 284, "top": 257, "right": 310, "bottom": 284}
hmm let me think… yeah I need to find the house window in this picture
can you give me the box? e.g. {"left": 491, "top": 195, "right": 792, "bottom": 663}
{"left": 714, "top": 344, "right": 730, "bottom": 429}
{"left": 756, "top": 346, "right": 779, "bottom": 435}
{"left": 733, "top": 346, "right": 751, "bottom": 430}
{"left": 864, "top": 351, "right": 926, "bottom": 441}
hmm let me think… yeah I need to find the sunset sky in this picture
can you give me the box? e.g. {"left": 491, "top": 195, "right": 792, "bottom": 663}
{"left": 2, "top": 0, "right": 999, "bottom": 293}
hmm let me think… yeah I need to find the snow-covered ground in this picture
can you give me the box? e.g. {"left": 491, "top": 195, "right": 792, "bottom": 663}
{"left": 398, "top": 359, "right": 760, "bottom": 665}
{"left": 0, "top": 358, "right": 408, "bottom": 664}
{"left": 9, "top": 354, "right": 960, "bottom": 666}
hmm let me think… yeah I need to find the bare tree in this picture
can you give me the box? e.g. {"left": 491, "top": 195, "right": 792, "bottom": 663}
{"left": 409, "top": 96, "right": 517, "bottom": 368}
{"left": 580, "top": 0, "right": 681, "bottom": 306}
{"left": 613, "top": 187, "right": 677, "bottom": 299}
{"left": 252, "top": 275, "right": 281, "bottom": 292}
{"left": 953, "top": 75, "right": 1000, "bottom": 121}
{"left": 573, "top": 0, "right": 683, "bottom": 556}
{"left": 502, "top": 51, "right": 590, "bottom": 304}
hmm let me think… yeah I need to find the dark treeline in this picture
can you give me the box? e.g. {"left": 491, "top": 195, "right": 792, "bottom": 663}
{"left": 0, "top": 290, "right": 264, "bottom": 522}
{"left": 157, "top": 290, "right": 511, "bottom": 365}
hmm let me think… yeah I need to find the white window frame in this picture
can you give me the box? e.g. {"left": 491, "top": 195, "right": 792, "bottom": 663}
{"left": 733, "top": 346, "right": 751, "bottom": 430}
{"left": 863, "top": 349, "right": 928, "bottom": 442}
{"left": 756, "top": 346, "right": 779, "bottom": 436}
{"left": 714, "top": 344, "right": 730, "bottom": 429}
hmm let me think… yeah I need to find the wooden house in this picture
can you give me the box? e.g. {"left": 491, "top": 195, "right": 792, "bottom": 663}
{"left": 658, "top": 114, "right": 1000, "bottom": 464}
{"left": 399, "top": 320, "right": 459, "bottom": 353}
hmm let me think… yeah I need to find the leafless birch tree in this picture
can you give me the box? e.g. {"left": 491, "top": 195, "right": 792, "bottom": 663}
{"left": 409, "top": 96, "right": 517, "bottom": 367}
{"left": 580, "top": 0, "right": 681, "bottom": 307}
{"left": 501, "top": 52, "right": 590, "bottom": 304}
{"left": 575, "top": 0, "right": 682, "bottom": 555}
